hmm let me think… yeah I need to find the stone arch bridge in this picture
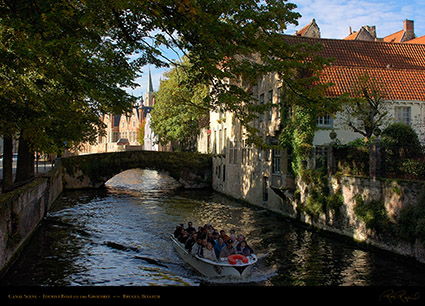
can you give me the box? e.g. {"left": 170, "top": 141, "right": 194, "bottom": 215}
{"left": 61, "top": 151, "right": 212, "bottom": 190}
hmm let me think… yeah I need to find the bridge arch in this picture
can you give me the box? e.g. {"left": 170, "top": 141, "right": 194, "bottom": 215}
{"left": 60, "top": 151, "right": 212, "bottom": 190}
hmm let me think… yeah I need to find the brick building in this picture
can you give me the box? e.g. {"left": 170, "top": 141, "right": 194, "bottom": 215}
{"left": 207, "top": 22, "right": 425, "bottom": 214}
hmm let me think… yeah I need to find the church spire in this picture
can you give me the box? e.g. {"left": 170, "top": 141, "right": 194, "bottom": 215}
{"left": 145, "top": 68, "right": 155, "bottom": 107}
{"left": 147, "top": 68, "right": 153, "bottom": 93}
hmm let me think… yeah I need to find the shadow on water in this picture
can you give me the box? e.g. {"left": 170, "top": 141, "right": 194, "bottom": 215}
{"left": 2, "top": 169, "right": 425, "bottom": 286}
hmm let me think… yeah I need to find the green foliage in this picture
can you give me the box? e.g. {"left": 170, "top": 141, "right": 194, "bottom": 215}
{"left": 0, "top": 0, "right": 141, "bottom": 154}
{"left": 397, "top": 197, "right": 425, "bottom": 245}
{"left": 382, "top": 123, "right": 422, "bottom": 159}
{"left": 150, "top": 57, "right": 209, "bottom": 152}
{"left": 354, "top": 197, "right": 390, "bottom": 232}
{"left": 333, "top": 145, "right": 369, "bottom": 176}
{"left": 279, "top": 105, "right": 318, "bottom": 177}
{"left": 298, "top": 169, "right": 343, "bottom": 217}
{"left": 382, "top": 123, "right": 423, "bottom": 179}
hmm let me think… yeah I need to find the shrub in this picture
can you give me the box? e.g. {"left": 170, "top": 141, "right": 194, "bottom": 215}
{"left": 397, "top": 199, "right": 425, "bottom": 244}
{"left": 354, "top": 197, "right": 390, "bottom": 232}
{"left": 382, "top": 123, "right": 422, "bottom": 159}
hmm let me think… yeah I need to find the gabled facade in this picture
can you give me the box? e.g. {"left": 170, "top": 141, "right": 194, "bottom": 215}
{"left": 344, "top": 25, "right": 376, "bottom": 41}
{"left": 295, "top": 18, "right": 321, "bottom": 38}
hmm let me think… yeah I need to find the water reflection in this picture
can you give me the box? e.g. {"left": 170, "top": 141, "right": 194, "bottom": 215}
{"left": 2, "top": 169, "right": 425, "bottom": 286}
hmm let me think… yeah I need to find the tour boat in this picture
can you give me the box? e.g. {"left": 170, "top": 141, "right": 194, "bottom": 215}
{"left": 171, "top": 235, "right": 258, "bottom": 278}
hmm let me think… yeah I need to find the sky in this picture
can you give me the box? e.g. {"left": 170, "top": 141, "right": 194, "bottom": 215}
{"left": 131, "top": 0, "right": 425, "bottom": 101}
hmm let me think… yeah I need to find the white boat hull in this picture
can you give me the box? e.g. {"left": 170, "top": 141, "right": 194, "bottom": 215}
{"left": 171, "top": 235, "right": 257, "bottom": 278}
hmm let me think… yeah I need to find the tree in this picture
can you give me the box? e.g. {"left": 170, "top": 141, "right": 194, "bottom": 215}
{"left": 150, "top": 57, "right": 209, "bottom": 152}
{"left": 1, "top": 0, "right": 335, "bottom": 187}
{"left": 340, "top": 73, "right": 390, "bottom": 141}
{"left": 0, "top": 0, "right": 141, "bottom": 185}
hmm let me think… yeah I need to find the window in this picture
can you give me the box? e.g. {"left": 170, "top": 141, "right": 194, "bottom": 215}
{"left": 268, "top": 90, "right": 273, "bottom": 121}
{"left": 277, "top": 86, "right": 282, "bottom": 118}
{"left": 317, "top": 114, "right": 333, "bottom": 127}
{"left": 272, "top": 149, "right": 281, "bottom": 174}
{"left": 394, "top": 106, "right": 411, "bottom": 125}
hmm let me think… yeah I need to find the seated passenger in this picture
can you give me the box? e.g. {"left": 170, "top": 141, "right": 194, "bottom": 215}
{"left": 219, "top": 239, "right": 236, "bottom": 259}
{"left": 236, "top": 240, "right": 253, "bottom": 256}
{"left": 233, "top": 234, "right": 245, "bottom": 248}
{"left": 214, "top": 237, "right": 226, "bottom": 259}
{"left": 174, "top": 224, "right": 184, "bottom": 238}
{"left": 178, "top": 230, "right": 189, "bottom": 244}
{"left": 229, "top": 229, "right": 237, "bottom": 243}
{"left": 191, "top": 237, "right": 203, "bottom": 256}
{"left": 197, "top": 239, "right": 208, "bottom": 257}
{"left": 202, "top": 242, "right": 217, "bottom": 261}
{"left": 185, "top": 232, "right": 197, "bottom": 251}
{"left": 206, "top": 231, "right": 216, "bottom": 247}
{"left": 219, "top": 230, "right": 230, "bottom": 242}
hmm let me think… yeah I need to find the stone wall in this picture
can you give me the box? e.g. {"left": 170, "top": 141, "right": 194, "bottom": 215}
{"left": 286, "top": 175, "right": 425, "bottom": 264}
{"left": 0, "top": 162, "right": 63, "bottom": 275}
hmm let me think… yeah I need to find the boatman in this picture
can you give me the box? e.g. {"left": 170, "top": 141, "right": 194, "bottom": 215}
{"left": 219, "top": 239, "right": 236, "bottom": 259}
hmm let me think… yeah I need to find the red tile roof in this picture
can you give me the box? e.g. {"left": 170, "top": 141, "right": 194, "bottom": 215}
{"left": 383, "top": 30, "right": 404, "bottom": 43}
{"left": 344, "top": 31, "right": 358, "bottom": 40}
{"left": 282, "top": 35, "right": 425, "bottom": 101}
{"left": 406, "top": 35, "right": 425, "bottom": 44}
{"left": 320, "top": 66, "right": 425, "bottom": 100}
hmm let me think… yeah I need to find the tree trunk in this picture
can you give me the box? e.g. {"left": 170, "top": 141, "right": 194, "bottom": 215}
{"left": 2, "top": 135, "right": 13, "bottom": 192}
{"left": 15, "top": 134, "right": 34, "bottom": 184}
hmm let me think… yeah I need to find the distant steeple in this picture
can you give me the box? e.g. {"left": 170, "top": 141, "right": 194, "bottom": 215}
{"left": 147, "top": 68, "right": 154, "bottom": 93}
{"left": 145, "top": 67, "right": 155, "bottom": 107}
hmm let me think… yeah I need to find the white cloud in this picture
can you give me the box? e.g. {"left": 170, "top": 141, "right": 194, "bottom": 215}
{"left": 289, "top": 0, "right": 425, "bottom": 39}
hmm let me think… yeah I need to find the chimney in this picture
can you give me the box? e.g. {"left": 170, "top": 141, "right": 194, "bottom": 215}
{"left": 349, "top": 26, "right": 352, "bottom": 35}
{"left": 403, "top": 19, "right": 416, "bottom": 41}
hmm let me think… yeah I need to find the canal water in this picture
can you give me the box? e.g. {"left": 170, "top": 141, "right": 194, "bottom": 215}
{"left": 2, "top": 169, "right": 425, "bottom": 286}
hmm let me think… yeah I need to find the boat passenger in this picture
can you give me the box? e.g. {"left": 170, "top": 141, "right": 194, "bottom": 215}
{"left": 186, "top": 222, "right": 196, "bottom": 234}
{"left": 214, "top": 237, "right": 226, "bottom": 259}
{"left": 178, "top": 230, "right": 189, "bottom": 244}
{"left": 191, "top": 237, "right": 203, "bottom": 256}
{"left": 212, "top": 231, "right": 220, "bottom": 243}
{"left": 185, "top": 232, "right": 197, "bottom": 251}
{"left": 174, "top": 224, "right": 184, "bottom": 238}
{"left": 206, "top": 231, "right": 216, "bottom": 247}
{"left": 197, "top": 239, "right": 208, "bottom": 257}
{"left": 219, "top": 239, "right": 236, "bottom": 259}
{"left": 229, "top": 229, "right": 237, "bottom": 243}
{"left": 202, "top": 242, "right": 217, "bottom": 262}
{"left": 236, "top": 240, "right": 253, "bottom": 256}
{"left": 219, "top": 230, "right": 230, "bottom": 242}
{"left": 233, "top": 234, "right": 245, "bottom": 248}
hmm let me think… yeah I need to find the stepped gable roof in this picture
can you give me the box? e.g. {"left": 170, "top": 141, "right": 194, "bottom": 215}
{"left": 281, "top": 35, "right": 425, "bottom": 101}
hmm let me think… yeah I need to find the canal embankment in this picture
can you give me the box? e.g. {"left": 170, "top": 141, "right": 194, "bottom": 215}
{"left": 294, "top": 175, "right": 425, "bottom": 264}
{"left": 0, "top": 161, "right": 63, "bottom": 275}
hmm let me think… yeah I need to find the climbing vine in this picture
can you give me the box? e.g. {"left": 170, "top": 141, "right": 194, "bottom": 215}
{"left": 279, "top": 105, "right": 317, "bottom": 177}
{"left": 278, "top": 102, "right": 343, "bottom": 217}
